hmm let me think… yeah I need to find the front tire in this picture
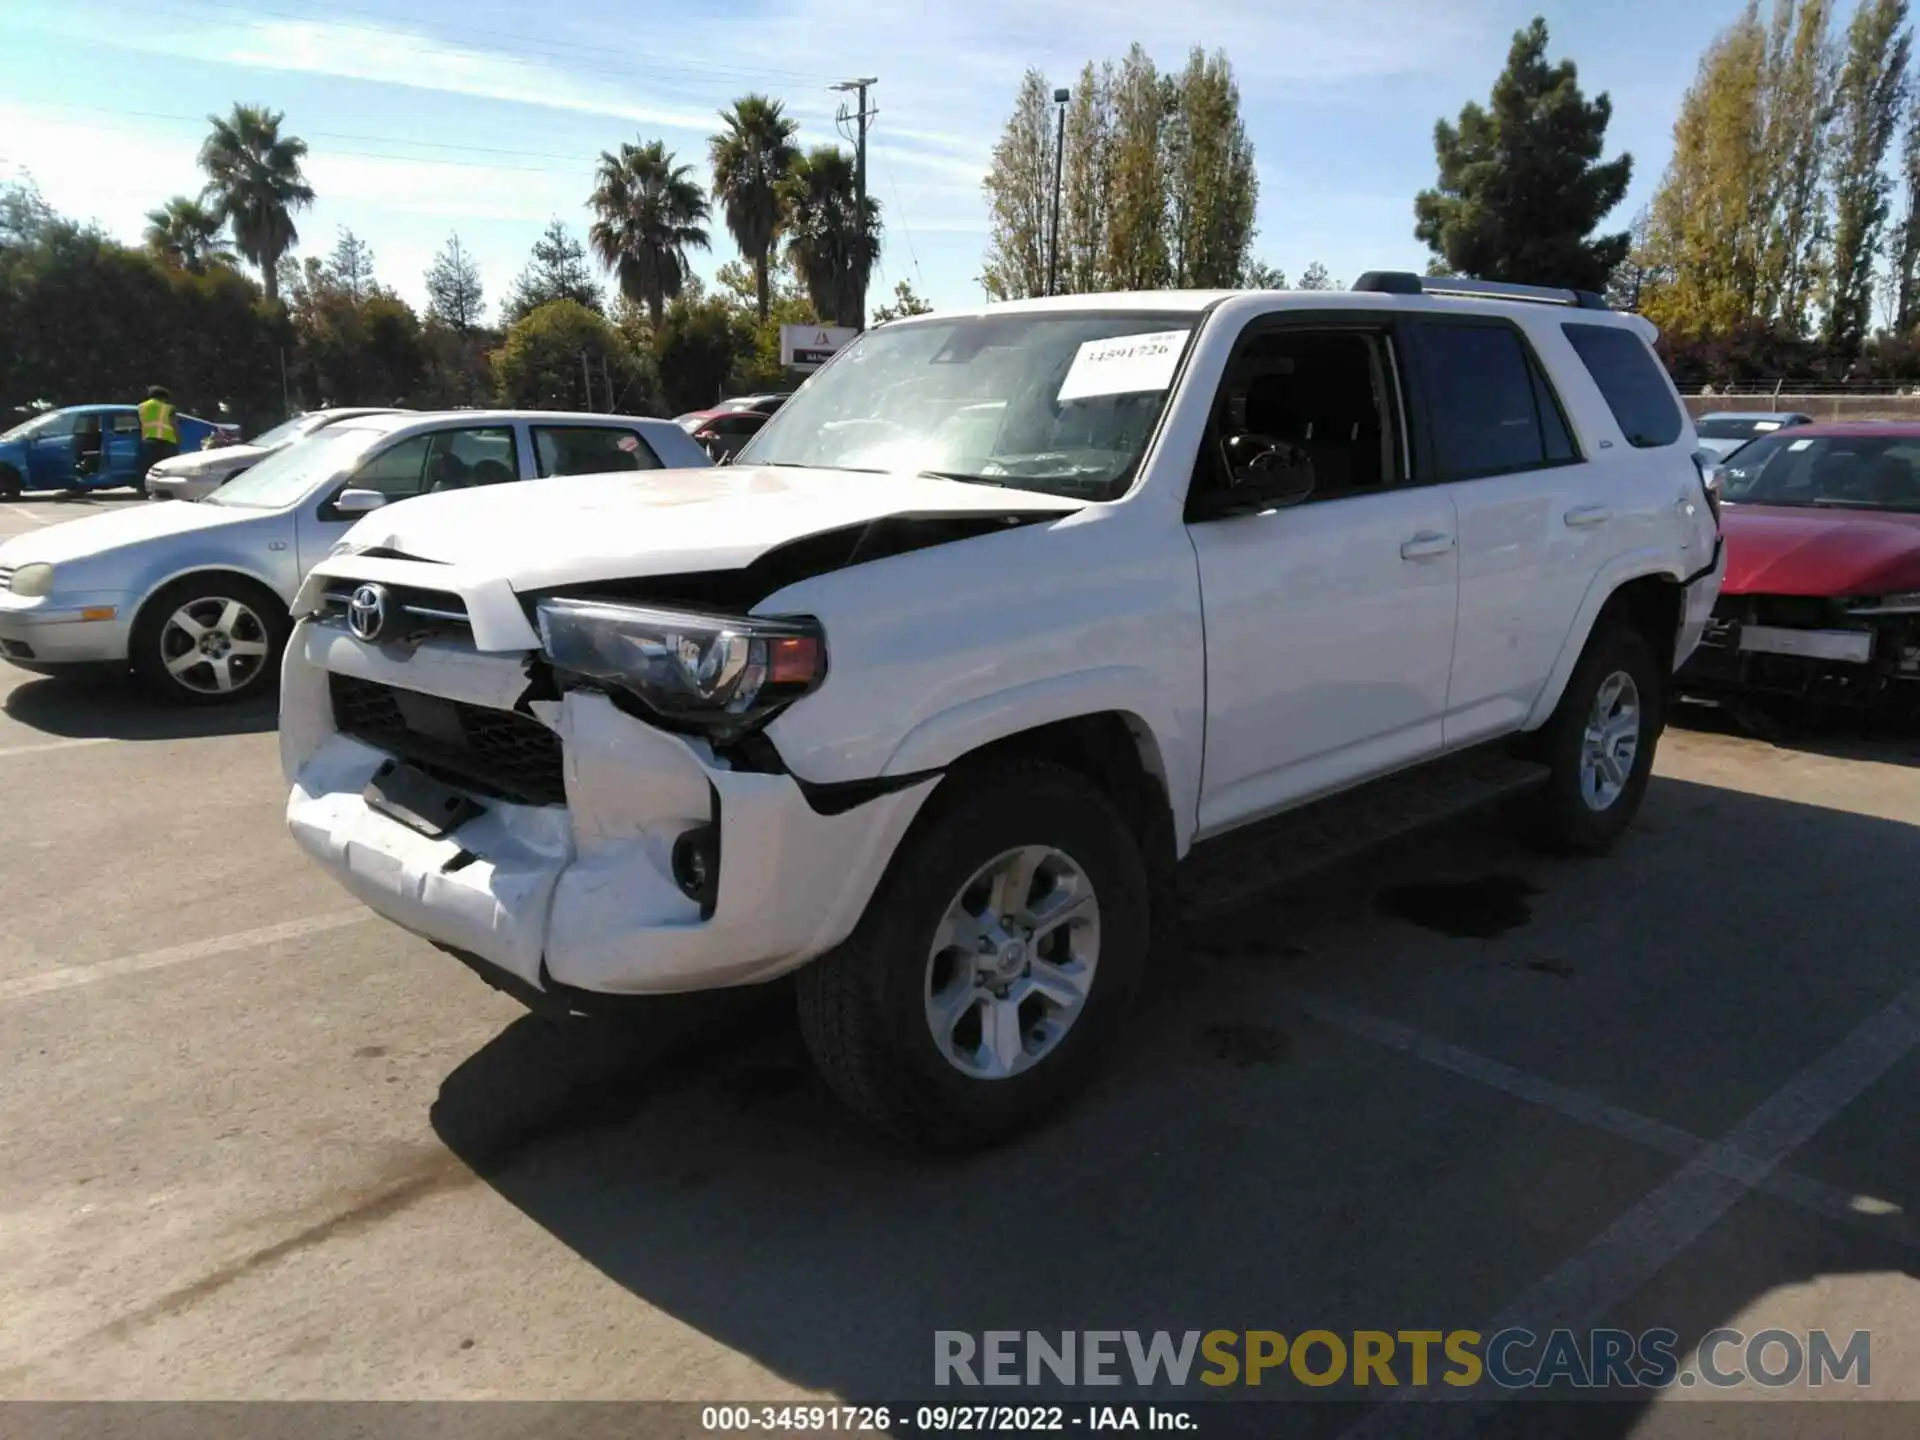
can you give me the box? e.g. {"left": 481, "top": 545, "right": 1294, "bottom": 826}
{"left": 0, "top": 466, "right": 20, "bottom": 500}
{"left": 796, "top": 759, "right": 1150, "bottom": 1149}
{"left": 1522, "top": 623, "right": 1664, "bottom": 854}
{"left": 130, "top": 575, "right": 288, "bottom": 706}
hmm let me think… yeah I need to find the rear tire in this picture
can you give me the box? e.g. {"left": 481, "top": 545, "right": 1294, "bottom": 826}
{"left": 1521, "top": 623, "right": 1664, "bottom": 855}
{"left": 796, "top": 759, "right": 1150, "bottom": 1150}
{"left": 130, "top": 575, "right": 289, "bottom": 706}
{"left": 0, "top": 466, "right": 20, "bottom": 500}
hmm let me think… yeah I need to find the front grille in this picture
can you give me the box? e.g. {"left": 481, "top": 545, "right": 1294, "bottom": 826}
{"left": 330, "top": 674, "right": 565, "bottom": 806}
{"left": 0, "top": 566, "right": 13, "bottom": 594}
{"left": 319, "top": 579, "right": 470, "bottom": 632}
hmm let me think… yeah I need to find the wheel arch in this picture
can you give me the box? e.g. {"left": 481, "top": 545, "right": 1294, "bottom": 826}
{"left": 1524, "top": 560, "right": 1686, "bottom": 731}
{"left": 129, "top": 565, "right": 292, "bottom": 645}
{"left": 912, "top": 708, "right": 1183, "bottom": 946}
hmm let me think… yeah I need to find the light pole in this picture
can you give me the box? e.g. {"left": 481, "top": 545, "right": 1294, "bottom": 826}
{"left": 1047, "top": 86, "right": 1069, "bottom": 296}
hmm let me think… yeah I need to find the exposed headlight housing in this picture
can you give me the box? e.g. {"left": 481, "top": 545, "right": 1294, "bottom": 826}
{"left": 7, "top": 562, "right": 54, "bottom": 598}
{"left": 535, "top": 597, "right": 828, "bottom": 740}
{"left": 1844, "top": 592, "right": 1920, "bottom": 615}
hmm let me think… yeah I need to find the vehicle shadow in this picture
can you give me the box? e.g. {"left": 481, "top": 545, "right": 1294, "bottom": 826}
{"left": 1672, "top": 695, "right": 1920, "bottom": 768}
{"left": 2, "top": 673, "right": 276, "bottom": 741}
{"left": 430, "top": 774, "right": 1917, "bottom": 1433}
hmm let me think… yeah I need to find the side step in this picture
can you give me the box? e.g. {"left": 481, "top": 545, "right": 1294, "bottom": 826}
{"left": 1177, "top": 748, "right": 1550, "bottom": 921}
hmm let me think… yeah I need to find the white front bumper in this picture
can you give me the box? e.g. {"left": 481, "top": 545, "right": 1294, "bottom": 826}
{"left": 281, "top": 623, "right": 937, "bottom": 996}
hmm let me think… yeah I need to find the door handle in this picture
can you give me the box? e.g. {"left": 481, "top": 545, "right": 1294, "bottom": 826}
{"left": 1400, "top": 531, "right": 1456, "bottom": 560}
{"left": 1564, "top": 504, "right": 1613, "bottom": 528}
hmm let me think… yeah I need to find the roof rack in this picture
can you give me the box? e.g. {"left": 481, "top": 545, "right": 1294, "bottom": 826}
{"left": 1351, "top": 271, "right": 1611, "bottom": 311}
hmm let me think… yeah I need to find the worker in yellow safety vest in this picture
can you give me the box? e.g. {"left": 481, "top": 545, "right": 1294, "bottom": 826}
{"left": 135, "top": 385, "right": 179, "bottom": 490}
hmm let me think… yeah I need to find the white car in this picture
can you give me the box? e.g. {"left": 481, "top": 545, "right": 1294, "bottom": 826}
{"left": 145, "top": 407, "right": 405, "bottom": 503}
{"left": 281, "top": 276, "right": 1725, "bottom": 1145}
{"left": 0, "top": 411, "right": 709, "bottom": 703}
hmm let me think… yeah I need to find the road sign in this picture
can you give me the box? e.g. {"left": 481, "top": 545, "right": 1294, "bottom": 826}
{"left": 780, "top": 324, "right": 857, "bottom": 371}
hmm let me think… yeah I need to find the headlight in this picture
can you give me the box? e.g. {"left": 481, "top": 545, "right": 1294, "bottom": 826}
{"left": 8, "top": 562, "right": 54, "bottom": 598}
{"left": 1845, "top": 592, "right": 1920, "bottom": 615}
{"left": 536, "top": 597, "right": 827, "bottom": 739}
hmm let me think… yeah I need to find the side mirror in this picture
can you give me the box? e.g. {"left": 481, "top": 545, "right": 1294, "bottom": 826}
{"left": 333, "top": 488, "right": 387, "bottom": 515}
{"left": 1223, "top": 432, "right": 1315, "bottom": 509}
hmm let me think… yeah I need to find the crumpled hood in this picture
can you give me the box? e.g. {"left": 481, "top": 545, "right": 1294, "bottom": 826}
{"left": 0, "top": 495, "right": 255, "bottom": 569}
{"left": 1721, "top": 503, "right": 1920, "bottom": 596}
{"left": 334, "top": 465, "right": 1084, "bottom": 591}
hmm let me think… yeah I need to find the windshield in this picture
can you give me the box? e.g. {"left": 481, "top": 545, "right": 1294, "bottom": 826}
{"left": 735, "top": 310, "right": 1203, "bottom": 499}
{"left": 205, "top": 424, "right": 386, "bottom": 508}
{"left": 1697, "top": 416, "right": 1791, "bottom": 440}
{"left": 1, "top": 410, "right": 74, "bottom": 442}
{"left": 1719, "top": 433, "right": 1920, "bottom": 511}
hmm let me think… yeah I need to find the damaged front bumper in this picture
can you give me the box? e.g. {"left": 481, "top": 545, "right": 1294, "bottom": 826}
{"left": 1676, "top": 594, "right": 1920, "bottom": 709}
{"left": 281, "top": 620, "right": 938, "bottom": 999}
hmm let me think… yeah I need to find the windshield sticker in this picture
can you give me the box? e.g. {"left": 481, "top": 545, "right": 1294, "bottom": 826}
{"left": 617, "top": 434, "right": 640, "bottom": 451}
{"left": 1056, "top": 329, "right": 1190, "bottom": 403}
{"left": 1751, "top": 421, "right": 1781, "bottom": 431}
{"left": 1788, "top": 438, "right": 1814, "bottom": 450}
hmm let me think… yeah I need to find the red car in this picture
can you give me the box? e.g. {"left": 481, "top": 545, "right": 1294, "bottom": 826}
{"left": 1678, "top": 422, "right": 1920, "bottom": 711}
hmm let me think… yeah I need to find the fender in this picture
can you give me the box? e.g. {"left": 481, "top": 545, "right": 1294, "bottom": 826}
{"left": 1523, "top": 548, "right": 1684, "bottom": 731}
{"left": 129, "top": 558, "right": 288, "bottom": 627}
{"left": 881, "top": 664, "right": 1198, "bottom": 854}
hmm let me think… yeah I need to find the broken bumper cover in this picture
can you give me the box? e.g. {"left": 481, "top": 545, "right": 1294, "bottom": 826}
{"left": 1677, "top": 598, "right": 1920, "bottom": 705}
{"left": 281, "top": 622, "right": 939, "bottom": 997}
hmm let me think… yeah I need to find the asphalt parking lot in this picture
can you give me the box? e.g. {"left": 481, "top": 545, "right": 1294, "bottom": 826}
{"left": 1, "top": 492, "right": 1916, "bottom": 1436}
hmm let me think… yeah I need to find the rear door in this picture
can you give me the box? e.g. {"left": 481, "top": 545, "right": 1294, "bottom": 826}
{"left": 531, "top": 423, "right": 666, "bottom": 477}
{"left": 1407, "top": 316, "right": 1605, "bottom": 746}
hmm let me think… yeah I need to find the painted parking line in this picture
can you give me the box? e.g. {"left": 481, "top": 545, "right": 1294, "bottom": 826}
{"left": 1297, "top": 992, "right": 1917, "bottom": 1252}
{"left": 1335, "top": 977, "right": 1920, "bottom": 1437}
{"left": 0, "top": 737, "right": 118, "bottom": 760}
{"left": 0, "top": 911, "right": 373, "bottom": 1004}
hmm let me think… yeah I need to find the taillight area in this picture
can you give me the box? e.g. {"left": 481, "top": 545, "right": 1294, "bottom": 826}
{"left": 1692, "top": 453, "right": 1724, "bottom": 528}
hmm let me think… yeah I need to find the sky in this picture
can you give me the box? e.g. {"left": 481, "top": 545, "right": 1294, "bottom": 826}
{"left": 2, "top": 0, "right": 1749, "bottom": 321}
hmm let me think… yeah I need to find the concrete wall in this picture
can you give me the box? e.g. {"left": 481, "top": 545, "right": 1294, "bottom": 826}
{"left": 1682, "top": 394, "right": 1920, "bottom": 422}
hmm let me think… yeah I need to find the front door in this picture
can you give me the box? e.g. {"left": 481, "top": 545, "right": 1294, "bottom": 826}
{"left": 103, "top": 410, "right": 144, "bottom": 486}
{"left": 26, "top": 413, "right": 77, "bottom": 486}
{"left": 1187, "top": 318, "right": 1459, "bottom": 837}
{"left": 295, "top": 422, "right": 520, "bottom": 573}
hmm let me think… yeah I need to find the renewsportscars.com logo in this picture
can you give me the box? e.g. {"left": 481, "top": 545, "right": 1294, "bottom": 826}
{"left": 933, "top": 1329, "right": 1872, "bottom": 1391}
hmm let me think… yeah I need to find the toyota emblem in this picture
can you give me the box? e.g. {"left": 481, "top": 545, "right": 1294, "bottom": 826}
{"left": 346, "top": 583, "right": 389, "bottom": 642}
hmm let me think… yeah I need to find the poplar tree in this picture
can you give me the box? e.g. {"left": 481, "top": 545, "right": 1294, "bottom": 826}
{"left": 1163, "top": 48, "right": 1258, "bottom": 288}
{"left": 980, "top": 70, "right": 1056, "bottom": 301}
{"left": 1824, "top": 0, "right": 1911, "bottom": 350}
{"left": 1059, "top": 62, "right": 1115, "bottom": 294}
{"left": 1105, "top": 45, "right": 1170, "bottom": 290}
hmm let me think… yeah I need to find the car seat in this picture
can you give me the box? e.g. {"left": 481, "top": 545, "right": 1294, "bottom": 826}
{"left": 470, "top": 458, "right": 514, "bottom": 486}
{"left": 426, "top": 453, "right": 471, "bottom": 492}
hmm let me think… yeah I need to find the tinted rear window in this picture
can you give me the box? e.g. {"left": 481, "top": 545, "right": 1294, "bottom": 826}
{"left": 1563, "top": 323, "right": 1684, "bottom": 448}
{"left": 1414, "top": 322, "right": 1565, "bottom": 479}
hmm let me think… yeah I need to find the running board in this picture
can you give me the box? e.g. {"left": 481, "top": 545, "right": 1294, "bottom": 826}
{"left": 1177, "top": 749, "right": 1551, "bottom": 921}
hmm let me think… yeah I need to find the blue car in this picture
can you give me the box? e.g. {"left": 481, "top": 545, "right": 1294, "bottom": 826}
{"left": 0, "top": 405, "right": 229, "bottom": 498}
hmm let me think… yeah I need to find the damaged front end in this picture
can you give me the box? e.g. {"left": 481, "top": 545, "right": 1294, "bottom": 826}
{"left": 1677, "top": 592, "right": 1920, "bottom": 715}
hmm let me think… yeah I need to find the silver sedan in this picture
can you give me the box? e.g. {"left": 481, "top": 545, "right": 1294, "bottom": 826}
{"left": 0, "top": 410, "right": 709, "bottom": 704}
{"left": 145, "top": 407, "right": 404, "bottom": 502}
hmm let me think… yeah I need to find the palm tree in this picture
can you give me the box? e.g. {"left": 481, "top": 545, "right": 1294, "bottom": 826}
{"left": 782, "top": 145, "right": 881, "bottom": 329}
{"left": 588, "top": 139, "right": 711, "bottom": 328}
{"left": 198, "top": 104, "right": 315, "bottom": 303}
{"left": 144, "top": 196, "right": 236, "bottom": 273}
{"left": 709, "top": 95, "right": 800, "bottom": 323}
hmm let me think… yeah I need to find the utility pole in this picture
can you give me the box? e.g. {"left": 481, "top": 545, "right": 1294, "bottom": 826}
{"left": 579, "top": 350, "right": 594, "bottom": 411}
{"left": 834, "top": 77, "right": 878, "bottom": 331}
{"left": 1048, "top": 86, "right": 1069, "bottom": 296}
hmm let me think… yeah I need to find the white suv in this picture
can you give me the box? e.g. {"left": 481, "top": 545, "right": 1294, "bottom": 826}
{"left": 280, "top": 275, "right": 1724, "bottom": 1147}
